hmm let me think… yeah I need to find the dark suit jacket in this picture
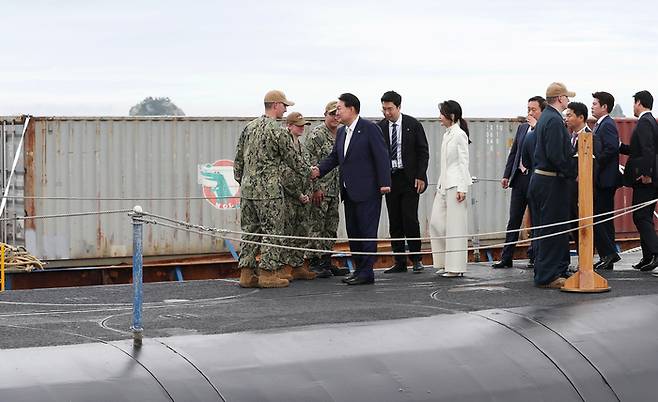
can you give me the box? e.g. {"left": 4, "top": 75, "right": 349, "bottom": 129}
{"left": 377, "top": 114, "right": 430, "bottom": 188}
{"left": 522, "top": 128, "right": 536, "bottom": 173}
{"left": 319, "top": 117, "right": 391, "bottom": 202}
{"left": 503, "top": 123, "right": 531, "bottom": 187}
{"left": 620, "top": 112, "right": 658, "bottom": 186}
{"left": 593, "top": 115, "right": 621, "bottom": 189}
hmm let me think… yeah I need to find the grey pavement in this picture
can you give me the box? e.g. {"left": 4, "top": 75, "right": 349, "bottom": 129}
{"left": 1, "top": 250, "right": 656, "bottom": 349}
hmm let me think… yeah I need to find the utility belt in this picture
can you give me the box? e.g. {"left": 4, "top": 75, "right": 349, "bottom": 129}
{"left": 535, "top": 169, "right": 565, "bottom": 178}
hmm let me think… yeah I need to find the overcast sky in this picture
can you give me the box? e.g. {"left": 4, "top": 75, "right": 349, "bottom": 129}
{"left": 2, "top": 0, "right": 657, "bottom": 118}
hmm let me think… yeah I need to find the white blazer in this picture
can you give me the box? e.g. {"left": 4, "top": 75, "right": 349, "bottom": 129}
{"left": 437, "top": 123, "right": 472, "bottom": 194}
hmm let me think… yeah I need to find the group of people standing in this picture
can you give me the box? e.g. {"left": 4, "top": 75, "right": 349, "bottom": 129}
{"left": 494, "top": 83, "right": 658, "bottom": 288}
{"left": 234, "top": 84, "right": 658, "bottom": 290}
{"left": 234, "top": 89, "right": 473, "bottom": 287}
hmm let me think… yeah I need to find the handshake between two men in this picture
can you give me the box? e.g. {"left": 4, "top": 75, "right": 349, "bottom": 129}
{"left": 309, "top": 166, "right": 391, "bottom": 196}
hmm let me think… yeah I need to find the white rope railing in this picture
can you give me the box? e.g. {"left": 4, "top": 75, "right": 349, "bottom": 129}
{"left": 137, "top": 198, "right": 651, "bottom": 257}
{"left": 142, "top": 197, "right": 658, "bottom": 243}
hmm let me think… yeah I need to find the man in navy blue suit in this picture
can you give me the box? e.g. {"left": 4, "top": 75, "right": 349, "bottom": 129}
{"left": 312, "top": 93, "right": 391, "bottom": 285}
{"left": 492, "top": 96, "right": 545, "bottom": 269}
{"left": 590, "top": 91, "right": 621, "bottom": 270}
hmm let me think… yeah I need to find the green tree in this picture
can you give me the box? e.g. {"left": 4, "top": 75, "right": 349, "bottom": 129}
{"left": 129, "top": 97, "right": 185, "bottom": 116}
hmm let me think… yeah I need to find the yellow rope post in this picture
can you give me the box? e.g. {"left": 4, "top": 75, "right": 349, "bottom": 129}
{"left": 1, "top": 243, "right": 5, "bottom": 292}
{"left": 562, "top": 130, "right": 610, "bottom": 292}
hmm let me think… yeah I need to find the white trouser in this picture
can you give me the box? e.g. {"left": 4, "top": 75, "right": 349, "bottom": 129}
{"left": 430, "top": 187, "right": 468, "bottom": 272}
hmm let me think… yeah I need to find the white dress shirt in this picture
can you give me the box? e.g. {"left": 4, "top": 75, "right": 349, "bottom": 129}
{"left": 389, "top": 115, "right": 403, "bottom": 169}
{"left": 343, "top": 116, "right": 359, "bottom": 157}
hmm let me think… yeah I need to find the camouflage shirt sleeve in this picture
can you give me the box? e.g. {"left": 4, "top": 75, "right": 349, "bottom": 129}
{"left": 233, "top": 124, "right": 248, "bottom": 184}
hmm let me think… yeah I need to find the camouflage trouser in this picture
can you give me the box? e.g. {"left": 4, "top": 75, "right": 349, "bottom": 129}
{"left": 306, "top": 195, "right": 339, "bottom": 260}
{"left": 238, "top": 198, "right": 285, "bottom": 272}
{"left": 281, "top": 196, "right": 310, "bottom": 267}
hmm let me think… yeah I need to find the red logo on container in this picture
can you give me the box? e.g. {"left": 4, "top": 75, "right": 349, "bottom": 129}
{"left": 198, "top": 160, "right": 240, "bottom": 209}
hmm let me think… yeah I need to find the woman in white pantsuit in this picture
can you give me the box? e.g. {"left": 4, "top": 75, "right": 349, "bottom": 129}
{"left": 430, "top": 100, "right": 472, "bottom": 277}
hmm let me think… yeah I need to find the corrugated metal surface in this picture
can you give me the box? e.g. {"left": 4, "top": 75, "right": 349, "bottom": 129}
{"left": 1, "top": 117, "right": 26, "bottom": 247}
{"left": 18, "top": 116, "right": 538, "bottom": 261}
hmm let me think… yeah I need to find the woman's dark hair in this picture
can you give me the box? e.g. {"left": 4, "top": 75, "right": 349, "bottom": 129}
{"left": 439, "top": 100, "right": 470, "bottom": 143}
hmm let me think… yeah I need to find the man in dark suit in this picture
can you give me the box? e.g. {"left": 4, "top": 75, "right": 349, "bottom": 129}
{"left": 493, "top": 96, "right": 545, "bottom": 269}
{"left": 528, "top": 82, "right": 576, "bottom": 289}
{"left": 620, "top": 90, "right": 658, "bottom": 273}
{"left": 377, "top": 91, "right": 429, "bottom": 274}
{"left": 313, "top": 93, "right": 392, "bottom": 285}
{"left": 590, "top": 91, "right": 621, "bottom": 270}
{"left": 564, "top": 101, "right": 599, "bottom": 252}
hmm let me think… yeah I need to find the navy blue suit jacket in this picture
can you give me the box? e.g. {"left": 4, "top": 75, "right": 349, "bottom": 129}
{"left": 503, "top": 123, "right": 531, "bottom": 187}
{"left": 593, "top": 115, "right": 621, "bottom": 189}
{"left": 319, "top": 117, "right": 391, "bottom": 202}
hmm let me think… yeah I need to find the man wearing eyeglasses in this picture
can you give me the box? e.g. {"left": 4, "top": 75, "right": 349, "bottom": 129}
{"left": 527, "top": 82, "right": 577, "bottom": 289}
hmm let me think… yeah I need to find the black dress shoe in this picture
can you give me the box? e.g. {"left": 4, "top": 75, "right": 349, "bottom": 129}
{"left": 633, "top": 257, "right": 650, "bottom": 270}
{"left": 491, "top": 260, "right": 513, "bottom": 269}
{"left": 384, "top": 264, "right": 407, "bottom": 273}
{"left": 345, "top": 276, "right": 374, "bottom": 285}
{"left": 526, "top": 261, "right": 535, "bottom": 270}
{"left": 341, "top": 273, "right": 357, "bottom": 283}
{"left": 412, "top": 260, "right": 425, "bottom": 273}
{"left": 595, "top": 253, "right": 621, "bottom": 271}
{"left": 639, "top": 255, "right": 658, "bottom": 272}
{"left": 330, "top": 266, "right": 351, "bottom": 276}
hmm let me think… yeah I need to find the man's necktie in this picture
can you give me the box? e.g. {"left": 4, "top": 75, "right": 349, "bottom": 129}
{"left": 391, "top": 123, "right": 398, "bottom": 160}
{"left": 593, "top": 123, "right": 599, "bottom": 133}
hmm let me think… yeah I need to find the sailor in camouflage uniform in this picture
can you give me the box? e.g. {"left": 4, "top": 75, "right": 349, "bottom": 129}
{"left": 233, "top": 90, "right": 312, "bottom": 288}
{"left": 304, "top": 101, "right": 350, "bottom": 278}
{"left": 279, "top": 112, "right": 316, "bottom": 280}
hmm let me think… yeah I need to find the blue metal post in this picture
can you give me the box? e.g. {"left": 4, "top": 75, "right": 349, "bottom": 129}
{"left": 131, "top": 206, "right": 144, "bottom": 347}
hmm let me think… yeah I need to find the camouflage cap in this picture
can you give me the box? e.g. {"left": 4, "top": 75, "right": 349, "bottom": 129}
{"left": 286, "top": 112, "right": 310, "bottom": 126}
{"left": 325, "top": 101, "right": 338, "bottom": 114}
{"left": 264, "top": 90, "right": 295, "bottom": 106}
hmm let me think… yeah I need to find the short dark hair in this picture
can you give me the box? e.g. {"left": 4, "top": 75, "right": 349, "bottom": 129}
{"left": 634, "top": 90, "right": 654, "bottom": 110}
{"left": 567, "top": 102, "right": 588, "bottom": 121}
{"left": 438, "top": 99, "right": 470, "bottom": 142}
{"left": 339, "top": 93, "right": 360, "bottom": 114}
{"left": 528, "top": 96, "right": 547, "bottom": 111}
{"left": 592, "top": 91, "right": 615, "bottom": 113}
{"left": 381, "top": 91, "right": 402, "bottom": 108}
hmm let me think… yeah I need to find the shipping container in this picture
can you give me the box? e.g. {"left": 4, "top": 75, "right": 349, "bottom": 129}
{"left": 0, "top": 115, "right": 651, "bottom": 264}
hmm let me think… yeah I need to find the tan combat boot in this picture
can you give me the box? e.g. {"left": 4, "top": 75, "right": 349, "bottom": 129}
{"left": 258, "top": 270, "right": 289, "bottom": 288}
{"left": 239, "top": 267, "right": 259, "bottom": 288}
{"left": 292, "top": 265, "right": 317, "bottom": 280}
{"left": 278, "top": 265, "right": 294, "bottom": 281}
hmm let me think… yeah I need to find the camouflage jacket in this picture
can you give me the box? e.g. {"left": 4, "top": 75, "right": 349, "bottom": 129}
{"left": 234, "top": 115, "right": 310, "bottom": 200}
{"left": 281, "top": 133, "right": 312, "bottom": 202}
{"left": 304, "top": 123, "right": 339, "bottom": 197}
